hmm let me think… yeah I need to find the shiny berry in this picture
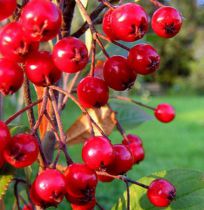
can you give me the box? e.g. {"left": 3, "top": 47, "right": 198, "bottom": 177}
{"left": 25, "top": 51, "right": 61, "bottom": 86}
{"left": 71, "top": 198, "right": 96, "bottom": 210}
{"left": 0, "top": 22, "right": 39, "bottom": 62}
{"left": 103, "top": 56, "right": 137, "bottom": 91}
{"left": 3, "top": 134, "right": 39, "bottom": 168}
{"left": 102, "top": 9, "right": 118, "bottom": 40}
{"left": 77, "top": 76, "right": 109, "bottom": 108}
{"left": 0, "top": 58, "right": 24, "bottom": 95}
{"left": 152, "top": 6, "right": 183, "bottom": 38}
{"left": 0, "top": 121, "right": 11, "bottom": 151}
{"left": 128, "top": 44, "right": 160, "bottom": 75}
{"left": 147, "top": 179, "right": 176, "bottom": 207}
{"left": 107, "top": 144, "right": 133, "bottom": 175}
{"left": 30, "top": 180, "right": 47, "bottom": 208}
{"left": 20, "top": 0, "right": 62, "bottom": 42}
{"left": 155, "top": 103, "right": 175, "bottom": 123}
{"left": 111, "top": 3, "right": 148, "bottom": 42}
{"left": 52, "top": 37, "right": 89, "bottom": 73}
{"left": 0, "top": 0, "right": 16, "bottom": 21}
{"left": 34, "top": 169, "right": 66, "bottom": 205}
{"left": 122, "top": 134, "right": 144, "bottom": 164}
{"left": 64, "top": 163, "right": 98, "bottom": 198}
{"left": 97, "top": 174, "right": 114, "bottom": 183}
{"left": 82, "top": 136, "right": 115, "bottom": 170}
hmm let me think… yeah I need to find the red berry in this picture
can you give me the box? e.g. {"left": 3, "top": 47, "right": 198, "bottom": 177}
{"left": 0, "top": 0, "right": 16, "bottom": 21}
{"left": 19, "top": 0, "right": 62, "bottom": 42}
{"left": 22, "top": 203, "right": 34, "bottom": 210}
{"left": 147, "top": 179, "right": 176, "bottom": 207}
{"left": 97, "top": 174, "right": 114, "bottom": 183}
{"left": 64, "top": 163, "right": 98, "bottom": 198}
{"left": 122, "top": 134, "right": 144, "bottom": 164}
{"left": 77, "top": 76, "right": 109, "bottom": 108}
{"left": 30, "top": 180, "right": 46, "bottom": 208}
{"left": 71, "top": 198, "right": 96, "bottom": 210}
{"left": 25, "top": 51, "right": 61, "bottom": 86}
{"left": 155, "top": 103, "right": 175, "bottom": 123}
{"left": 0, "top": 22, "right": 39, "bottom": 62}
{"left": 103, "top": 56, "right": 137, "bottom": 91}
{"left": 0, "top": 121, "right": 11, "bottom": 152}
{"left": 52, "top": 37, "right": 89, "bottom": 73}
{"left": 152, "top": 6, "right": 183, "bottom": 38}
{"left": 82, "top": 136, "right": 115, "bottom": 170}
{"left": 34, "top": 169, "right": 66, "bottom": 205}
{"left": 128, "top": 44, "right": 160, "bottom": 75}
{"left": 3, "top": 134, "right": 39, "bottom": 168}
{"left": 0, "top": 58, "right": 24, "bottom": 95}
{"left": 102, "top": 9, "right": 118, "bottom": 40}
{"left": 107, "top": 144, "right": 133, "bottom": 175}
{"left": 110, "top": 3, "right": 148, "bottom": 42}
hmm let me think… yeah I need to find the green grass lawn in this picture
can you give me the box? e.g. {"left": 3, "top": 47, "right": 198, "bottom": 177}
{"left": 3, "top": 95, "right": 204, "bottom": 209}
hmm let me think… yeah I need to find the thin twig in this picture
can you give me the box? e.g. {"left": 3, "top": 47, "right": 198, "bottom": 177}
{"left": 112, "top": 96, "right": 155, "bottom": 111}
{"left": 5, "top": 99, "right": 43, "bottom": 125}
{"left": 150, "top": 0, "right": 164, "bottom": 7}
{"left": 90, "top": 39, "right": 96, "bottom": 76}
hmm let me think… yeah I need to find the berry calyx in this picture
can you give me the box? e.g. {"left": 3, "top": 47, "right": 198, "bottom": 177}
{"left": 154, "top": 103, "right": 175, "bottom": 123}
{"left": 107, "top": 144, "right": 134, "bottom": 175}
{"left": 103, "top": 56, "right": 137, "bottom": 91}
{"left": 110, "top": 3, "right": 148, "bottom": 42}
{"left": 0, "top": 22, "right": 39, "bottom": 62}
{"left": 25, "top": 51, "right": 61, "bottom": 86}
{"left": 122, "top": 134, "right": 144, "bottom": 164}
{"left": 20, "top": 0, "right": 62, "bottom": 42}
{"left": 64, "top": 163, "right": 98, "bottom": 198}
{"left": 0, "top": 121, "right": 11, "bottom": 152}
{"left": 77, "top": 76, "right": 109, "bottom": 108}
{"left": 34, "top": 169, "right": 66, "bottom": 205}
{"left": 82, "top": 136, "right": 115, "bottom": 170}
{"left": 3, "top": 133, "right": 39, "bottom": 168}
{"left": 0, "top": 0, "right": 16, "bottom": 21}
{"left": 147, "top": 179, "right": 176, "bottom": 207}
{"left": 0, "top": 58, "right": 24, "bottom": 95}
{"left": 128, "top": 44, "right": 160, "bottom": 75}
{"left": 52, "top": 37, "right": 89, "bottom": 73}
{"left": 151, "top": 6, "right": 183, "bottom": 38}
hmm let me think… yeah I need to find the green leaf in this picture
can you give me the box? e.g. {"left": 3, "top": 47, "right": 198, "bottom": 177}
{"left": 9, "top": 124, "right": 30, "bottom": 136}
{"left": 109, "top": 100, "right": 153, "bottom": 129}
{"left": 112, "top": 169, "right": 204, "bottom": 210}
{"left": 0, "top": 166, "right": 14, "bottom": 199}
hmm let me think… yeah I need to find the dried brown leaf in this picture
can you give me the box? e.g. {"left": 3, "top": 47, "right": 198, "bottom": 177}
{"left": 66, "top": 106, "right": 116, "bottom": 145}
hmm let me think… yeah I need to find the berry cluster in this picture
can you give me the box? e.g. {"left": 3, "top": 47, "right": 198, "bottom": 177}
{"left": 0, "top": 0, "right": 182, "bottom": 209}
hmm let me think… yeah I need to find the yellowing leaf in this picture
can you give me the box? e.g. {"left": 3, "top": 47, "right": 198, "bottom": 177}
{"left": 66, "top": 106, "right": 116, "bottom": 145}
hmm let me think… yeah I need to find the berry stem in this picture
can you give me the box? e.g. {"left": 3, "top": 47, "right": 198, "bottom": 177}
{"left": 31, "top": 88, "right": 49, "bottom": 135}
{"left": 150, "top": 0, "right": 165, "bottom": 7}
{"left": 99, "top": 0, "right": 115, "bottom": 10}
{"left": 59, "top": 72, "right": 80, "bottom": 111}
{"left": 97, "top": 33, "right": 130, "bottom": 51}
{"left": 90, "top": 39, "right": 96, "bottom": 77}
{"left": 125, "top": 180, "right": 130, "bottom": 210}
{"left": 96, "top": 201, "right": 105, "bottom": 210}
{"left": 97, "top": 171, "right": 149, "bottom": 189}
{"left": 5, "top": 99, "right": 43, "bottom": 125}
{"left": 112, "top": 96, "right": 156, "bottom": 111}
{"left": 48, "top": 88, "right": 73, "bottom": 165}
